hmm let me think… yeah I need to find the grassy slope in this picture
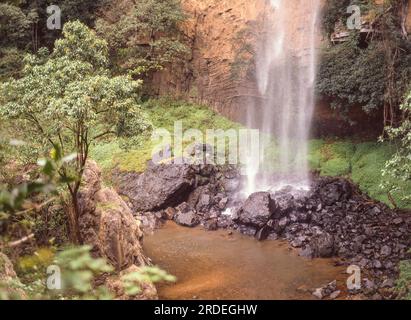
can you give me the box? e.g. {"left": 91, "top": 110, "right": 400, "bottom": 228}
{"left": 91, "top": 98, "right": 241, "bottom": 174}
{"left": 308, "top": 140, "right": 411, "bottom": 209}
{"left": 91, "top": 99, "right": 411, "bottom": 209}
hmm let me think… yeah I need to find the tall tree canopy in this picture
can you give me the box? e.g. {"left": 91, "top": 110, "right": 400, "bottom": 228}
{"left": 0, "top": 21, "right": 152, "bottom": 243}
{"left": 95, "top": 0, "right": 189, "bottom": 76}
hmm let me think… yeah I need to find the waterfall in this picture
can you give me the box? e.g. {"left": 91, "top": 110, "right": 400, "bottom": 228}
{"left": 245, "top": 0, "right": 321, "bottom": 195}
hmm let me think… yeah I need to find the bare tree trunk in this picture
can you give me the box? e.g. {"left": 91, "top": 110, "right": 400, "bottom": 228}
{"left": 66, "top": 189, "right": 83, "bottom": 245}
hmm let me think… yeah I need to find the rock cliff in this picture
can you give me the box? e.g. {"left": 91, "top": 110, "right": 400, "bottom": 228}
{"left": 152, "top": 0, "right": 411, "bottom": 136}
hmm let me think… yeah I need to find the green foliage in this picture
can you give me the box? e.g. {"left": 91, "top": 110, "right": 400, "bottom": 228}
{"left": 0, "top": 144, "right": 75, "bottom": 245}
{"left": 317, "top": 39, "right": 386, "bottom": 113}
{"left": 0, "top": 47, "right": 25, "bottom": 81}
{"left": 230, "top": 24, "right": 257, "bottom": 81}
{"left": 318, "top": 1, "right": 411, "bottom": 116}
{"left": 52, "top": 245, "right": 114, "bottom": 299}
{"left": 54, "top": 0, "right": 108, "bottom": 26}
{"left": 91, "top": 99, "right": 240, "bottom": 174}
{"left": 53, "top": 20, "right": 109, "bottom": 69}
{"left": 16, "top": 247, "right": 55, "bottom": 285}
{"left": 307, "top": 139, "right": 411, "bottom": 208}
{"left": 321, "top": 158, "right": 351, "bottom": 176}
{"left": 381, "top": 90, "right": 411, "bottom": 207}
{"left": 322, "top": 0, "right": 370, "bottom": 37}
{"left": 0, "top": 3, "right": 32, "bottom": 49}
{"left": 1, "top": 245, "right": 175, "bottom": 300}
{"left": 0, "top": 21, "right": 152, "bottom": 243}
{"left": 95, "top": 0, "right": 189, "bottom": 77}
{"left": 121, "top": 266, "right": 176, "bottom": 297}
{"left": 397, "top": 258, "right": 411, "bottom": 300}
{"left": 351, "top": 142, "right": 397, "bottom": 206}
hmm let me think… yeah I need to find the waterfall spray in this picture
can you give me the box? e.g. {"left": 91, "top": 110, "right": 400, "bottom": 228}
{"left": 245, "top": 0, "right": 321, "bottom": 195}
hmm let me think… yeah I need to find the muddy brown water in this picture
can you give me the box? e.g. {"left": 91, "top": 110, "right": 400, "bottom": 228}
{"left": 143, "top": 222, "right": 347, "bottom": 300}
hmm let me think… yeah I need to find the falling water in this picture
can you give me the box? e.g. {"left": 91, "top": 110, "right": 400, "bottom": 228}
{"left": 245, "top": 0, "right": 321, "bottom": 195}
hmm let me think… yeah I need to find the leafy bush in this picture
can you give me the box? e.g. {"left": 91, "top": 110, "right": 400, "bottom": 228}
{"left": 317, "top": 39, "right": 386, "bottom": 113}
{"left": 381, "top": 90, "right": 411, "bottom": 208}
{"left": 318, "top": 0, "right": 411, "bottom": 119}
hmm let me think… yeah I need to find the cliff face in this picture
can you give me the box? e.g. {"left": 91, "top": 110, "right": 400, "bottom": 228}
{"left": 152, "top": 0, "right": 269, "bottom": 122}
{"left": 152, "top": 0, "right": 411, "bottom": 136}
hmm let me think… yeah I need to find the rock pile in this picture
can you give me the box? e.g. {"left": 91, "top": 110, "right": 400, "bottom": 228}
{"left": 116, "top": 163, "right": 411, "bottom": 298}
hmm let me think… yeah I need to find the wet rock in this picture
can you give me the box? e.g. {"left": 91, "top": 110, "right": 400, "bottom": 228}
{"left": 373, "top": 260, "right": 382, "bottom": 269}
{"left": 234, "top": 192, "right": 276, "bottom": 228}
{"left": 363, "top": 279, "right": 376, "bottom": 294}
{"left": 196, "top": 193, "right": 213, "bottom": 213}
{"left": 221, "top": 177, "right": 241, "bottom": 192}
{"left": 381, "top": 278, "right": 395, "bottom": 288}
{"left": 79, "top": 161, "right": 149, "bottom": 270}
{"left": 299, "top": 246, "right": 314, "bottom": 258}
{"left": 270, "top": 191, "right": 295, "bottom": 217}
{"left": 117, "top": 163, "right": 195, "bottom": 212}
{"left": 393, "top": 218, "right": 404, "bottom": 225}
{"left": 329, "top": 290, "right": 341, "bottom": 300}
{"left": 309, "top": 232, "right": 335, "bottom": 258}
{"left": 174, "top": 203, "right": 200, "bottom": 227}
{"left": 163, "top": 207, "right": 176, "bottom": 220}
{"left": 317, "top": 178, "right": 352, "bottom": 206}
{"left": 255, "top": 226, "right": 272, "bottom": 241}
{"left": 218, "top": 197, "right": 229, "bottom": 210}
{"left": 380, "top": 245, "right": 392, "bottom": 257}
{"left": 185, "top": 143, "right": 214, "bottom": 164}
{"left": 138, "top": 212, "right": 163, "bottom": 234}
{"left": 203, "top": 219, "right": 218, "bottom": 231}
{"left": 312, "top": 280, "right": 337, "bottom": 300}
{"left": 312, "top": 288, "right": 324, "bottom": 300}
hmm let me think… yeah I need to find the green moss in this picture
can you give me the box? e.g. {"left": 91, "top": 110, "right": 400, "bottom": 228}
{"left": 317, "top": 141, "right": 355, "bottom": 176}
{"left": 307, "top": 139, "right": 325, "bottom": 170}
{"left": 91, "top": 99, "right": 240, "bottom": 176}
{"left": 350, "top": 142, "right": 394, "bottom": 206}
{"left": 397, "top": 259, "right": 411, "bottom": 300}
{"left": 321, "top": 158, "right": 351, "bottom": 176}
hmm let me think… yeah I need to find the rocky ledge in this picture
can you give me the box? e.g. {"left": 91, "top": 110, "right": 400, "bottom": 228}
{"left": 115, "top": 162, "right": 411, "bottom": 299}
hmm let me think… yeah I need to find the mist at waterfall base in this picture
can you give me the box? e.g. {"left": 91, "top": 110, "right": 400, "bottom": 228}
{"left": 244, "top": 0, "right": 321, "bottom": 196}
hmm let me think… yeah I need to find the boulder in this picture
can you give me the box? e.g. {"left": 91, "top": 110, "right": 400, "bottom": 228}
{"left": 0, "top": 252, "right": 27, "bottom": 299}
{"left": 203, "top": 219, "right": 218, "bottom": 231}
{"left": 79, "top": 161, "right": 149, "bottom": 271}
{"left": 270, "top": 191, "right": 295, "bottom": 217}
{"left": 117, "top": 164, "right": 195, "bottom": 212}
{"left": 317, "top": 178, "right": 352, "bottom": 206}
{"left": 138, "top": 212, "right": 163, "bottom": 234}
{"left": 255, "top": 226, "right": 272, "bottom": 241}
{"left": 234, "top": 192, "right": 276, "bottom": 228}
{"left": 309, "top": 232, "right": 335, "bottom": 258}
{"left": 174, "top": 203, "right": 200, "bottom": 227}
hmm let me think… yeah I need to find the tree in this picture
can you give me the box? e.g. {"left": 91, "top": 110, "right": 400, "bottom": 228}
{"left": 381, "top": 89, "right": 411, "bottom": 208}
{"left": 0, "top": 3, "right": 32, "bottom": 49}
{"left": 0, "top": 21, "right": 152, "bottom": 244}
{"left": 95, "top": 0, "right": 189, "bottom": 77}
